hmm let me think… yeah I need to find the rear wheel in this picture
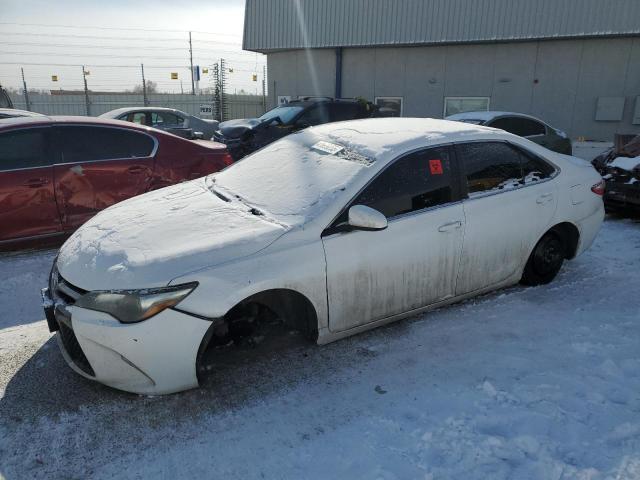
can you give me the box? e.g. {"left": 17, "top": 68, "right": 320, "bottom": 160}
{"left": 521, "top": 231, "right": 565, "bottom": 286}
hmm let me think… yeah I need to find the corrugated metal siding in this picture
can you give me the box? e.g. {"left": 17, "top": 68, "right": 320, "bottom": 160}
{"left": 243, "top": 0, "right": 640, "bottom": 51}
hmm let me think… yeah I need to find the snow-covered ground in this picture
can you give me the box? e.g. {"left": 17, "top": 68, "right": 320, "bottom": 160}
{"left": 1, "top": 217, "right": 639, "bottom": 480}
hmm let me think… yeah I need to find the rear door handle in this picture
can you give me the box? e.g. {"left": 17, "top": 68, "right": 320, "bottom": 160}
{"left": 127, "top": 165, "right": 145, "bottom": 174}
{"left": 536, "top": 193, "right": 553, "bottom": 204}
{"left": 438, "top": 220, "right": 463, "bottom": 232}
{"left": 22, "top": 178, "right": 49, "bottom": 188}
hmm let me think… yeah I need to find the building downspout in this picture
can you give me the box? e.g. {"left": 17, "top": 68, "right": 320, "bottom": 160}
{"left": 335, "top": 47, "right": 343, "bottom": 99}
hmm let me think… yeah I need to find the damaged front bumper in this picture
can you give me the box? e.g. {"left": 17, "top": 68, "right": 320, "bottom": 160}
{"left": 42, "top": 272, "right": 215, "bottom": 395}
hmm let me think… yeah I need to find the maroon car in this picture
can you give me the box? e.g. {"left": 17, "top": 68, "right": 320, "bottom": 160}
{"left": 0, "top": 116, "right": 233, "bottom": 250}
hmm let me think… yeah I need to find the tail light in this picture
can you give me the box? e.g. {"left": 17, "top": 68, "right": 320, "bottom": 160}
{"left": 220, "top": 151, "right": 234, "bottom": 166}
{"left": 591, "top": 180, "right": 605, "bottom": 196}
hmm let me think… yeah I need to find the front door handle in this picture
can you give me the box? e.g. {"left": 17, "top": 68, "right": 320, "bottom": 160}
{"left": 536, "top": 193, "right": 553, "bottom": 204}
{"left": 438, "top": 220, "right": 463, "bottom": 233}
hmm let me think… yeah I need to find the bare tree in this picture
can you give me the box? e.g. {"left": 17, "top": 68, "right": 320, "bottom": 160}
{"left": 132, "top": 80, "right": 158, "bottom": 94}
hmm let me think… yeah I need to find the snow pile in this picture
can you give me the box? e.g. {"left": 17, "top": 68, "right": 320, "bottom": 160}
{"left": 1, "top": 219, "right": 640, "bottom": 479}
{"left": 610, "top": 156, "right": 640, "bottom": 172}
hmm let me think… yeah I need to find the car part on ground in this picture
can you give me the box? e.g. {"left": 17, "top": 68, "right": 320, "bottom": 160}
{"left": 0, "top": 115, "right": 232, "bottom": 250}
{"left": 100, "top": 107, "right": 219, "bottom": 140}
{"left": 591, "top": 134, "right": 640, "bottom": 214}
{"left": 45, "top": 117, "right": 604, "bottom": 395}
{"left": 213, "top": 97, "right": 378, "bottom": 160}
{"left": 445, "top": 111, "right": 573, "bottom": 155}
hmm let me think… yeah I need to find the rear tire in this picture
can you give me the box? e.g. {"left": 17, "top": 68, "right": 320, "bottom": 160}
{"left": 521, "top": 231, "right": 565, "bottom": 286}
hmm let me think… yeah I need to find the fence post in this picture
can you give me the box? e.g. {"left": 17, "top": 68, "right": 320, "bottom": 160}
{"left": 262, "top": 65, "right": 266, "bottom": 113}
{"left": 21, "top": 68, "right": 31, "bottom": 111}
{"left": 82, "top": 65, "right": 91, "bottom": 116}
{"left": 141, "top": 63, "right": 149, "bottom": 106}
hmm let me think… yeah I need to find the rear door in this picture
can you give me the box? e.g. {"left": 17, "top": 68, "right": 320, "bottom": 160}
{"left": 53, "top": 125, "right": 156, "bottom": 230}
{"left": 454, "top": 141, "right": 558, "bottom": 295}
{"left": 0, "top": 126, "right": 62, "bottom": 242}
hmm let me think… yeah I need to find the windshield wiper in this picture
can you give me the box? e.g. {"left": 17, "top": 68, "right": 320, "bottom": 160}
{"left": 211, "top": 187, "right": 231, "bottom": 202}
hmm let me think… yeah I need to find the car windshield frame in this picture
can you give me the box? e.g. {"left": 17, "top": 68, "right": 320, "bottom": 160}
{"left": 258, "top": 105, "right": 304, "bottom": 125}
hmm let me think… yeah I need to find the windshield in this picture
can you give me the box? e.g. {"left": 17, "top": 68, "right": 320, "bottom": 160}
{"left": 258, "top": 105, "right": 304, "bottom": 124}
{"left": 212, "top": 131, "right": 372, "bottom": 225}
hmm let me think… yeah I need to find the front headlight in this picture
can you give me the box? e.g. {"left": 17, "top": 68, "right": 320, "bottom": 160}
{"left": 75, "top": 282, "right": 197, "bottom": 324}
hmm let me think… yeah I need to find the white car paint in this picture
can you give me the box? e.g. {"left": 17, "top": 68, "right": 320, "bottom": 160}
{"left": 49, "top": 118, "right": 605, "bottom": 394}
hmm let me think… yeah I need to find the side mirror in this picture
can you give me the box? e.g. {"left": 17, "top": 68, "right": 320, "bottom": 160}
{"left": 192, "top": 131, "right": 204, "bottom": 139}
{"left": 348, "top": 205, "right": 387, "bottom": 231}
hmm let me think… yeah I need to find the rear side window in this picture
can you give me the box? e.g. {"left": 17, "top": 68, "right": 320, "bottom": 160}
{"left": 151, "top": 112, "right": 184, "bottom": 127}
{"left": 348, "top": 146, "right": 454, "bottom": 219}
{"left": 457, "top": 142, "right": 555, "bottom": 196}
{"left": 330, "top": 103, "right": 361, "bottom": 121}
{"left": 58, "top": 126, "right": 155, "bottom": 162}
{"left": 490, "top": 117, "right": 546, "bottom": 137}
{"left": 0, "top": 128, "right": 50, "bottom": 170}
{"left": 298, "top": 105, "right": 330, "bottom": 126}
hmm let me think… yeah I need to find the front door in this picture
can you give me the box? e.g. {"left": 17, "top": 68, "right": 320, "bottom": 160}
{"left": 53, "top": 125, "right": 156, "bottom": 230}
{"left": 322, "top": 145, "right": 465, "bottom": 333}
{"left": 454, "top": 141, "right": 559, "bottom": 295}
{"left": 0, "top": 126, "right": 61, "bottom": 242}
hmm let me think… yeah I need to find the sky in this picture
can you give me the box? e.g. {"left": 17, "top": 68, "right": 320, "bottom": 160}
{"left": 0, "top": 0, "right": 267, "bottom": 94}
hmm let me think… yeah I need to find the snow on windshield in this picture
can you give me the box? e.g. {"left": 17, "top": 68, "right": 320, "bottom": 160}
{"left": 213, "top": 132, "right": 372, "bottom": 224}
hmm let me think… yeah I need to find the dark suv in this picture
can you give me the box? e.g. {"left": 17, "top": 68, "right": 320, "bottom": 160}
{"left": 214, "top": 97, "right": 378, "bottom": 159}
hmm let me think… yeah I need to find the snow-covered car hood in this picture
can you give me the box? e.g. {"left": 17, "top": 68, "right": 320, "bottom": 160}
{"left": 56, "top": 178, "right": 288, "bottom": 291}
{"left": 218, "top": 118, "right": 261, "bottom": 138}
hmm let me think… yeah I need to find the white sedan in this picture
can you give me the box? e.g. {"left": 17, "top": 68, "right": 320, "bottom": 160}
{"left": 43, "top": 118, "right": 605, "bottom": 395}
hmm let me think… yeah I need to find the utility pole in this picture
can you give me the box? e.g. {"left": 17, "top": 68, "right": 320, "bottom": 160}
{"left": 188, "top": 31, "right": 195, "bottom": 95}
{"left": 82, "top": 65, "right": 91, "bottom": 116}
{"left": 141, "top": 63, "right": 149, "bottom": 106}
{"left": 21, "top": 68, "right": 31, "bottom": 111}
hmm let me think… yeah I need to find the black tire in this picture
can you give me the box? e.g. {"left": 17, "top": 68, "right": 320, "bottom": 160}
{"left": 521, "top": 231, "right": 566, "bottom": 286}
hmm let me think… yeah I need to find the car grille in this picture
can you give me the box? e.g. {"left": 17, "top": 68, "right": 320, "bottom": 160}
{"left": 58, "top": 320, "right": 95, "bottom": 376}
{"left": 49, "top": 267, "right": 94, "bottom": 376}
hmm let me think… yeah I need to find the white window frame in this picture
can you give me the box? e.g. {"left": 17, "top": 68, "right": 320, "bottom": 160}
{"left": 375, "top": 96, "right": 404, "bottom": 117}
{"left": 443, "top": 97, "right": 490, "bottom": 117}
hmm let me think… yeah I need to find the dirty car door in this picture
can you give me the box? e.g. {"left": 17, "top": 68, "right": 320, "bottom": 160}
{"left": 454, "top": 141, "right": 558, "bottom": 295}
{"left": 322, "top": 146, "right": 465, "bottom": 333}
{"left": 54, "top": 125, "right": 156, "bottom": 230}
{"left": 0, "top": 126, "right": 62, "bottom": 242}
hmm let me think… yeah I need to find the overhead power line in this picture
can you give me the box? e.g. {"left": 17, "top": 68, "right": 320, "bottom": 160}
{"left": 0, "top": 31, "right": 242, "bottom": 45}
{"left": 0, "top": 22, "right": 242, "bottom": 37}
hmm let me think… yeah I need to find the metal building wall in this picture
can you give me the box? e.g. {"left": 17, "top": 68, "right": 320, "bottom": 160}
{"left": 244, "top": 0, "right": 640, "bottom": 52}
{"left": 266, "top": 37, "right": 640, "bottom": 140}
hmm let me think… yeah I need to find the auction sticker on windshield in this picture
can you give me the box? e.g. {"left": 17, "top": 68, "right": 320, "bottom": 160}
{"left": 312, "top": 141, "right": 345, "bottom": 155}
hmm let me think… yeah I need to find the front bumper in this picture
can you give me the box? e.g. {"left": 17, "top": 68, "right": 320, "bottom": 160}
{"left": 42, "top": 279, "right": 213, "bottom": 395}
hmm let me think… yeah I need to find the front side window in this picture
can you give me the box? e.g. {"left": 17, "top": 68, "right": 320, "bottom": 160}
{"left": 58, "top": 126, "right": 155, "bottom": 162}
{"left": 127, "top": 112, "right": 148, "bottom": 125}
{"left": 457, "top": 142, "right": 554, "bottom": 196}
{"left": 297, "top": 105, "right": 330, "bottom": 126}
{"left": 345, "top": 146, "right": 454, "bottom": 220}
{"left": 0, "top": 128, "right": 50, "bottom": 170}
{"left": 330, "top": 103, "right": 361, "bottom": 122}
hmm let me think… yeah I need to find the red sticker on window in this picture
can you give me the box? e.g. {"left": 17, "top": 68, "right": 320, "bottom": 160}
{"left": 429, "top": 159, "right": 444, "bottom": 175}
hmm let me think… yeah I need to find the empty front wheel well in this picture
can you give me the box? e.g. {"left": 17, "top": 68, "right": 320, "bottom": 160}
{"left": 548, "top": 222, "right": 580, "bottom": 259}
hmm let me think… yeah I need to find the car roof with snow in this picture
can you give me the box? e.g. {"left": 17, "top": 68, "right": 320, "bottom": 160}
{"left": 307, "top": 117, "right": 499, "bottom": 163}
{"left": 446, "top": 110, "right": 548, "bottom": 124}
{"left": 100, "top": 107, "right": 189, "bottom": 117}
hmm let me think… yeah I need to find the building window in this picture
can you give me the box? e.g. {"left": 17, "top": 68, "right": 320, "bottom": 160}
{"left": 443, "top": 97, "right": 490, "bottom": 117}
{"left": 375, "top": 97, "right": 403, "bottom": 117}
